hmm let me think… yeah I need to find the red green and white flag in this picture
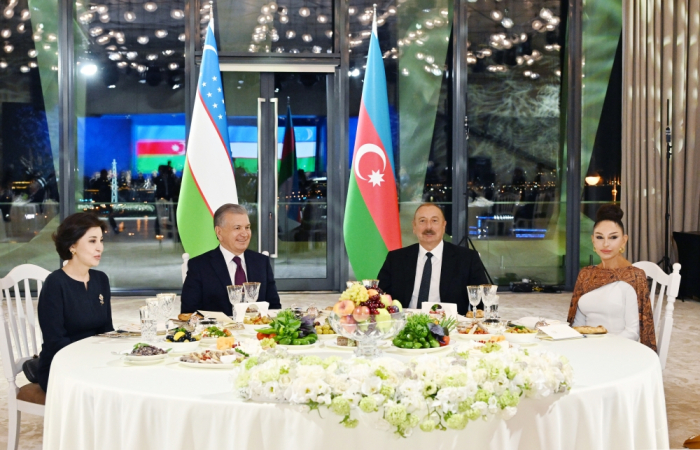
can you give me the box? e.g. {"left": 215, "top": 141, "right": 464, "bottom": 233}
{"left": 177, "top": 20, "right": 238, "bottom": 257}
{"left": 278, "top": 105, "right": 302, "bottom": 222}
{"left": 344, "top": 15, "right": 402, "bottom": 280}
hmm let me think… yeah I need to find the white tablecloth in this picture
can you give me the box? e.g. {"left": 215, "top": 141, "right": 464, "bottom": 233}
{"left": 43, "top": 335, "right": 668, "bottom": 450}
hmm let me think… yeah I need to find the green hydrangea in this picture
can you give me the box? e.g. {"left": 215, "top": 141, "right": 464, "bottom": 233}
{"left": 374, "top": 367, "right": 390, "bottom": 380}
{"left": 423, "top": 381, "right": 438, "bottom": 396}
{"left": 300, "top": 356, "right": 323, "bottom": 366}
{"left": 359, "top": 396, "right": 378, "bottom": 413}
{"left": 343, "top": 418, "right": 359, "bottom": 428}
{"left": 498, "top": 391, "right": 520, "bottom": 408}
{"left": 443, "top": 373, "right": 468, "bottom": 387}
{"left": 466, "top": 407, "right": 481, "bottom": 421}
{"left": 234, "top": 371, "right": 251, "bottom": 388}
{"left": 322, "top": 356, "right": 341, "bottom": 369}
{"left": 245, "top": 357, "right": 259, "bottom": 370}
{"left": 379, "top": 385, "right": 395, "bottom": 398}
{"left": 419, "top": 419, "right": 436, "bottom": 432}
{"left": 330, "top": 397, "right": 351, "bottom": 416}
{"left": 384, "top": 404, "right": 408, "bottom": 426}
{"left": 445, "top": 413, "right": 468, "bottom": 430}
{"left": 457, "top": 400, "right": 471, "bottom": 413}
{"left": 406, "top": 413, "right": 420, "bottom": 428}
{"left": 474, "top": 388, "right": 491, "bottom": 403}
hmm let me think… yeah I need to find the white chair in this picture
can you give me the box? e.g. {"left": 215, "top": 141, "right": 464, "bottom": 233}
{"left": 633, "top": 261, "right": 681, "bottom": 371}
{"left": 181, "top": 253, "right": 190, "bottom": 283}
{"left": 0, "top": 264, "right": 51, "bottom": 450}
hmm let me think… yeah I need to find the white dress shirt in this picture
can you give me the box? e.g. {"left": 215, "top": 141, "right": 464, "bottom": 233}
{"left": 409, "top": 241, "right": 444, "bottom": 309}
{"left": 572, "top": 281, "right": 640, "bottom": 341}
{"left": 219, "top": 245, "right": 247, "bottom": 285}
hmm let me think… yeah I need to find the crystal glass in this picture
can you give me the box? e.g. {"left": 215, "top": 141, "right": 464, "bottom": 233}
{"left": 139, "top": 306, "right": 157, "bottom": 342}
{"left": 227, "top": 285, "right": 244, "bottom": 320}
{"left": 362, "top": 279, "right": 379, "bottom": 289}
{"left": 346, "top": 280, "right": 360, "bottom": 289}
{"left": 243, "top": 282, "right": 261, "bottom": 303}
{"left": 146, "top": 298, "right": 164, "bottom": 330}
{"left": 157, "top": 293, "right": 176, "bottom": 330}
{"left": 466, "top": 285, "right": 483, "bottom": 322}
{"left": 480, "top": 285, "right": 498, "bottom": 322}
{"left": 328, "top": 311, "right": 406, "bottom": 358}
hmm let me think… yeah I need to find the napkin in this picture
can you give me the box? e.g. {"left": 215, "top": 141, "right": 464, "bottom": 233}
{"left": 513, "top": 317, "right": 562, "bottom": 329}
{"left": 421, "top": 302, "right": 458, "bottom": 318}
{"left": 537, "top": 324, "right": 582, "bottom": 340}
{"left": 233, "top": 302, "right": 270, "bottom": 323}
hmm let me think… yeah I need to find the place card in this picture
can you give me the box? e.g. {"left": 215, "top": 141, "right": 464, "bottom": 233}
{"left": 197, "top": 310, "right": 235, "bottom": 325}
{"left": 537, "top": 324, "right": 583, "bottom": 340}
{"left": 421, "top": 302, "right": 458, "bottom": 318}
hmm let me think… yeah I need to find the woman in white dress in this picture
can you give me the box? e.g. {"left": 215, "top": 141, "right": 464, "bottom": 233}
{"left": 567, "top": 205, "right": 656, "bottom": 351}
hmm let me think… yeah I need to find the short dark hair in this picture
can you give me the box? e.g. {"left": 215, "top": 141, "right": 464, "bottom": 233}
{"left": 53, "top": 213, "right": 106, "bottom": 260}
{"left": 593, "top": 204, "right": 625, "bottom": 234}
{"left": 413, "top": 202, "right": 445, "bottom": 220}
{"left": 213, "top": 203, "right": 248, "bottom": 228}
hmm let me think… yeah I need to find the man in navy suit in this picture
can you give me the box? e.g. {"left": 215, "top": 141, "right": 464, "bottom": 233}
{"left": 181, "top": 204, "right": 281, "bottom": 315}
{"left": 378, "top": 203, "right": 488, "bottom": 315}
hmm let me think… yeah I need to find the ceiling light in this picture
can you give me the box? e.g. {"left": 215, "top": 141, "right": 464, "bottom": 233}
{"left": 20, "top": 65, "right": 30, "bottom": 72}
{"left": 278, "top": 6, "right": 287, "bottom": 15}
{"left": 317, "top": 15, "right": 328, "bottom": 23}
{"left": 144, "top": 2, "right": 157, "bottom": 12}
{"left": 289, "top": 48, "right": 299, "bottom": 53}
{"left": 126, "top": 51, "right": 138, "bottom": 59}
{"left": 312, "top": 45, "right": 321, "bottom": 53}
{"left": 16, "top": 23, "right": 25, "bottom": 33}
{"left": 285, "top": 30, "right": 295, "bottom": 39}
{"left": 279, "top": 15, "right": 289, "bottom": 24}
{"left": 540, "top": 8, "right": 553, "bottom": 20}
{"left": 95, "top": 4, "right": 108, "bottom": 14}
{"left": 325, "top": 30, "right": 333, "bottom": 39}
{"left": 28, "top": 61, "right": 36, "bottom": 68}
{"left": 99, "top": 13, "right": 110, "bottom": 23}
{"left": 79, "top": 12, "right": 94, "bottom": 24}
{"left": 20, "top": 9, "right": 30, "bottom": 20}
{"left": 89, "top": 27, "right": 103, "bottom": 36}
{"left": 137, "top": 64, "right": 146, "bottom": 73}
{"left": 117, "top": 61, "right": 127, "bottom": 68}
{"left": 0, "top": 60, "right": 7, "bottom": 69}
{"left": 147, "top": 53, "right": 158, "bottom": 60}
{"left": 3, "top": 43, "right": 14, "bottom": 53}
{"left": 108, "top": 52, "right": 121, "bottom": 60}
{"left": 137, "top": 36, "right": 149, "bottom": 44}
{"left": 28, "top": 49, "right": 37, "bottom": 57}
{"left": 0, "top": 29, "right": 10, "bottom": 38}
{"left": 268, "top": 3, "right": 278, "bottom": 13}
{"left": 3, "top": 8, "right": 14, "bottom": 19}
{"left": 96, "top": 35, "right": 109, "bottom": 44}
{"left": 171, "top": 9, "right": 184, "bottom": 19}
{"left": 532, "top": 20, "right": 543, "bottom": 30}
{"left": 490, "top": 10, "right": 503, "bottom": 21}
{"left": 299, "top": 7, "right": 310, "bottom": 17}
{"left": 178, "top": 33, "right": 185, "bottom": 42}
{"left": 302, "top": 34, "right": 312, "bottom": 42}
{"left": 348, "top": 7, "right": 356, "bottom": 15}
{"left": 168, "top": 62, "right": 178, "bottom": 70}
{"left": 501, "top": 17, "right": 513, "bottom": 28}
{"left": 162, "top": 49, "right": 174, "bottom": 56}
{"left": 388, "top": 6, "right": 397, "bottom": 14}
{"left": 155, "top": 30, "right": 168, "bottom": 38}
{"left": 123, "top": 11, "right": 136, "bottom": 22}
{"left": 80, "top": 63, "right": 98, "bottom": 75}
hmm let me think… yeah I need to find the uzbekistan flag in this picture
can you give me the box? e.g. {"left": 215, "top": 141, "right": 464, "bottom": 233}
{"left": 343, "top": 15, "right": 402, "bottom": 280}
{"left": 177, "top": 20, "right": 238, "bottom": 257}
{"left": 278, "top": 105, "right": 302, "bottom": 222}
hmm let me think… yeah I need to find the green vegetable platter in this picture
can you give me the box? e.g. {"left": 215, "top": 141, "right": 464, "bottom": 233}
{"left": 390, "top": 313, "right": 456, "bottom": 353}
{"left": 255, "top": 309, "right": 319, "bottom": 346}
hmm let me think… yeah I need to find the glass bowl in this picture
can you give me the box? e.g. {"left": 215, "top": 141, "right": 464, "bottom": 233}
{"left": 327, "top": 311, "right": 406, "bottom": 357}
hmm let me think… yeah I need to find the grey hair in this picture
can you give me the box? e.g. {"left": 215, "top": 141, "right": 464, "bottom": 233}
{"left": 413, "top": 202, "right": 445, "bottom": 220}
{"left": 213, "top": 203, "right": 248, "bottom": 228}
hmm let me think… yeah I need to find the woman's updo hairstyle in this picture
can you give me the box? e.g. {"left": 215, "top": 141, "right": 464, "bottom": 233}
{"left": 593, "top": 204, "right": 625, "bottom": 233}
{"left": 53, "top": 212, "right": 106, "bottom": 260}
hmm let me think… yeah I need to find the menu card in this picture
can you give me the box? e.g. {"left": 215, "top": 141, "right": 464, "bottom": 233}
{"left": 537, "top": 324, "right": 583, "bottom": 340}
{"left": 197, "top": 311, "right": 235, "bottom": 325}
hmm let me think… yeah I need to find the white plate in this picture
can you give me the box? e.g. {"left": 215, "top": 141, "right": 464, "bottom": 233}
{"left": 390, "top": 344, "right": 450, "bottom": 354}
{"left": 124, "top": 358, "right": 165, "bottom": 366}
{"left": 161, "top": 340, "right": 201, "bottom": 353}
{"left": 178, "top": 361, "right": 237, "bottom": 370}
{"left": 316, "top": 333, "right": 338, "bottom": 340}
{"left": 124, "top": 353, "right": 167, "bottom": 362}
{"left": 454, "top": 333, "right": 494, "bottom": 341}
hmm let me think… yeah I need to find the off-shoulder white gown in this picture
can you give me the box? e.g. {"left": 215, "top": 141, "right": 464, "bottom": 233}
{"left": 572, "top": 281, "right": 640, "bottom": 341}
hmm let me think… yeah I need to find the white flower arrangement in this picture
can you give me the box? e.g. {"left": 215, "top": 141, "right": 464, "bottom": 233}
{"left": 232, "top": 341, "right": 574, "bottom": 437}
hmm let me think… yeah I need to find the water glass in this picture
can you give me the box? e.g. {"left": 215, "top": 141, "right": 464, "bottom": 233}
{"left": 139, "top": 306, "right": 157, "bottom": 342}
{"left": 157, "top": 293, "right": 176, "bottom": 329}
{"left": 226, "top": 285, "right": 244, "bottom": 320}
{"left": 243, "top": 282, "right": 261, "bottom": 303}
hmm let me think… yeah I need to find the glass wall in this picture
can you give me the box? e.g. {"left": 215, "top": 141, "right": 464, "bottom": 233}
{"left": 466, "top": 0, "right": 566, "bottom": 285}
{"left": 348, "top": 0, "right": 454, "bottom": 256}
{"left": 73, "top": 0, "right": 186, "bottom": 290}
{"left": 0, "top": 0, "right": 61, "bottom": 276}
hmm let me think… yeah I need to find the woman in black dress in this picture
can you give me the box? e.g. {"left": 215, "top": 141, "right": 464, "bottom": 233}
{"left": 36, "top": 212, "right": 114, "bottom": 392}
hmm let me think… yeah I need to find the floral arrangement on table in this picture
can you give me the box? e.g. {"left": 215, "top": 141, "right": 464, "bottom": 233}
{"left": 232, "top": 341, "right": 574, "bottom": 437}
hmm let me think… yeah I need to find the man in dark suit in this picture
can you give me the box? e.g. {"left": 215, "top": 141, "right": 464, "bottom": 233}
{"left": 378, "top": 203, "right": 488, "bottom": 315}
{"left": 181, "top": 204, "right": 281, "bottom": 315}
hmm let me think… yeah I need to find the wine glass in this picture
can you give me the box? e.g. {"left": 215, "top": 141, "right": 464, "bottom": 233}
{"left": 226, "top": 285, "right": 244, "bottom": 320}
{"left": 481, "top": 285, "right": 498, "bottom": 321}
{"left": 466, "top": 285, "right": 483, "bottom": 323}
{"left": 243, "top": 282, "right": 261, "bottom": 304}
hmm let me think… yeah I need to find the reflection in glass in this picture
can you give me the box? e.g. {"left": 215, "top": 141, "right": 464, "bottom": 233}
{"left": 73, "top": 0, "right": 186, "bottom": 290}
{"left": 466, "top": 0, "right": 565, "bottom": 284}
{"left": 0, "top": 0, "right": 61, "bottom": 276}
{"left": 209, "top": 1, "right": 334, "bottom": 54}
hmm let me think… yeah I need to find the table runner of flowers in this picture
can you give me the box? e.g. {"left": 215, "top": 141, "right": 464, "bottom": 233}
{"left": 232, "top": 341, "right": 574, "bottom": 437}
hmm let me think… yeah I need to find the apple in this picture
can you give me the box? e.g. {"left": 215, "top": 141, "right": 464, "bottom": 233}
{"left": 376, "top": 308, "right": 392, "bottom": 332}
{"left": 392, "top": 299, "right": 403, "bottom": 312}
{"left": 380, "top": 294, "right": 392, "bottom": 307}
{"left": 340, "top": 315, "right": 357, "bottom": 333}
{"left": 333, "top": 300, "right": 356, "bottom": 317}
{"left": 352, "top": 305, "right": 370, "bottom": 322}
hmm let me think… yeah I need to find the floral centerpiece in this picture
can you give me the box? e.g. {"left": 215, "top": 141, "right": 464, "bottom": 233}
{"left": 329, "top": 282, "right": 406, "bottom": 357}
{"left": 232, "top": 340, "right": 574, "bottom": 437}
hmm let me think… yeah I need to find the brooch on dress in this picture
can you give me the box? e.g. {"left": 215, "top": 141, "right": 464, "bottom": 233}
{"left": 99, "top": 294, "right": 104, "bottom": 305}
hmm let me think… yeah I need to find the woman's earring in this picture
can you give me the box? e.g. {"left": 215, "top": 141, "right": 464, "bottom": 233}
{"left": 619, "top": 247, "right": 625, "bottom": 253}
{"left": 70, "top": 249, "right": 76, "bottom": 255}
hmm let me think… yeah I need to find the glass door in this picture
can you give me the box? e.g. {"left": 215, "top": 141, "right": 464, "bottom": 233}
{"left": 222, "top": 70, "right": 337, "bottom": 290}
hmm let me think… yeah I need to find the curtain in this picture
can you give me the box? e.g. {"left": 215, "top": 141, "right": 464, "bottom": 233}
{"left": 622, "top": 0, "right": 700, "bottom": 263}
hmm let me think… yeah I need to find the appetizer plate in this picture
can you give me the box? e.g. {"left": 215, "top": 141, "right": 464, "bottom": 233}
{"left": 178, "top": 361, "right": 237, "bottom": 370}
{"left": 161, "top": 340, "right": 200, "bottom": 353}
{"left": 389, "top": 344, "right": 450, "bottom": 354}
{"left": 124, "top": 353, "right": 167, "bottom": 362}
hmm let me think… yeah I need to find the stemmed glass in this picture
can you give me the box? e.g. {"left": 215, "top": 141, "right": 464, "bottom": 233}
{"left": 227, "top": 285, "right": 244, "bottom": 320}
{"left": 481, "top": 285, "right": 499, "bottom": 322}
{"left": 466, "top": 285, "right": 483, "bottom": 322}
{"left": 243, "top": 282, "right": 261, "bottom": 304}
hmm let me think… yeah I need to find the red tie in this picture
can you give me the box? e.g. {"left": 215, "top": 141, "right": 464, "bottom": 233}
{"left": 233, "top": 256, "right": 247, "bottom": 285}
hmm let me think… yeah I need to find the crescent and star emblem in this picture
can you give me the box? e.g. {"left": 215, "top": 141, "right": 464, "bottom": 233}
{"left": 354, "top": 143, "right": 386, "bottom": 187}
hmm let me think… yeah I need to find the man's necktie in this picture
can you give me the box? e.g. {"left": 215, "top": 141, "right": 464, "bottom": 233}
{"left": 417, "top": 252, "right": 433, "bottom": 309}
{"left": 232, "top": 256, "right": 247, "bottom": 285}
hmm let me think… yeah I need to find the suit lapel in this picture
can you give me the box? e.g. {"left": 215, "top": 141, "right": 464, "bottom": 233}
{"left": 439, "top": 242, "right": 455, "bottom": 301}
{"left": 402, "top": 245, "right": 419, "bottom": 308}
{"left": 244, "top": 250, "right": 260, "bottom": 283}
{"left": 209, "top": 249, "right": 232, "bottom": 288}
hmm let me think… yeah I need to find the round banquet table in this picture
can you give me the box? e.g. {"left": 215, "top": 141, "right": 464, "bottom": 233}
{"left": 43, "top": 334, "right": 669, "bottom": 450}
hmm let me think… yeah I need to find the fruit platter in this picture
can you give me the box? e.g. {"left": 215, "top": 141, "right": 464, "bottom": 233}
{"left": 255, "top": 309, "right": 318, "bottom": 346}
{"left": 391, "top": 313, "right": 456, "bottom": 353}
{"left": 328, "top": 283, "right": 406, "bottom": 357}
